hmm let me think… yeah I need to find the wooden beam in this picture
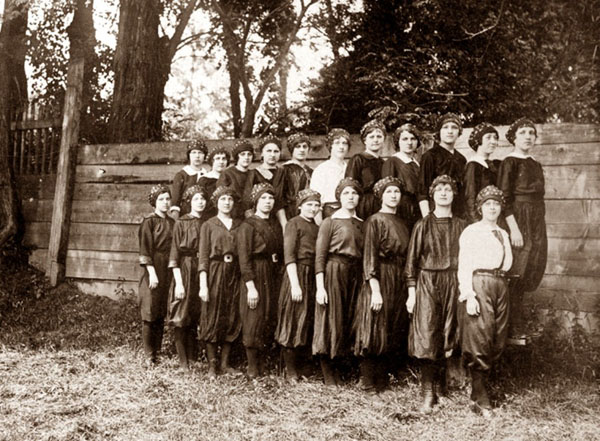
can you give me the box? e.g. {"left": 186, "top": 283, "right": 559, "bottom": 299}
{"left": 46, "top": 58, "right": 84, "bottom": 286}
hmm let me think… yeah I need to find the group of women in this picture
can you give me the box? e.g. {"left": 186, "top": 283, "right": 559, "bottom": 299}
{"left": 137, "top": 114, "right": 547, "bottom": 416}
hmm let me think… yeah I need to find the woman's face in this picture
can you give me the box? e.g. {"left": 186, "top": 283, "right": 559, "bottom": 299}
{"left": 212, "top": 153, "right": 229, "bottom": 173}
{"left": 262, "top": 143, "right": 281, "bottom": 167}
{"left": 237, "top": 150, "right": 253, "bottom": 168}
{"left": 339, "top": 186, "right": 359, "bottom": 210}
{"left": 217, "top": 194, "right": 234, "bottom": 214}
{"left": 190, "top": 192, "right": 207, "bottom": 214}
{"left": 299, "top": 200, "right": 321, "bottom": 219}
{"left": 364, "top": 129, "right": 385, "bottom": 153}
{"left": 330, "top": 137, "right": 349, "bottom": 160}
{"left": 155, "top": 192, "right": 171, "bottom": 213}
{"left": 479, "top": 132, "right": 498, "bottom": 156}
{"left": 432, "top": 183, "right": 454, "bottom": 208}
{"left": 480, "top": 199, "right": 502, "bottom": 222}
{"left": 398, "top": 131, "right": 418, "bottom": 154}
{"left": 256, "top": 192, "right": 275, "bottom": 215}
{"left": 292, "top": 142, "right": 310, "bottom": 161}
{"left": 381, "top": 185, "right": 402, "bottom": 209}
{"left": 440, "top": 122, "right": 460, "bottom": 145}
{"left": 514, "top": 126, "right": 537, "bottom": 152}
{"left": 189, "top": 149, "right": 205, "bottom": 168}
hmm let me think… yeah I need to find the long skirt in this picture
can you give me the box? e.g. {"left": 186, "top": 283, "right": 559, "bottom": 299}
{"left": 510, "top": 200, "right": 548, "bottom": 292}
{"left": 139, "top": 250, "right": 171, "bottom": 322}
{"left": 198, "top": 259, "right": 242, "bottom": 343}
{"left": 353, "top": 260, "right": 408, "bottom": 357}
{"left": 239, "top": 257, "right": 280, "bottom": 348}
{"left": 459, "top": 273, "right": 509, "bottom": 372}
{"left": 312, "top": 256, "right": 361, "bottom": 358}
{"left": 408, "top": 269, "right": 459, "bottom": 361}
{"left": 167, "top": 254, "right": 201, "bottom": 328}
{"left": 275, "top": 262, "right": 316, "bottom": 348}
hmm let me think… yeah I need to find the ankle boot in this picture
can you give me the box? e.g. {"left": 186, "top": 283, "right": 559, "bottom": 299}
{"left": 470, "top": 369, "right": 492, "bottom": 415}
{"left": 320, "top": 357, "right": 336, "bottom": 386}
{"left": 374, "top": 356, "right": 390, "bottom": 392}
{"left": 174, "top": 327, "right": 189, "bottom": 370}
{"left": 142, "top": 321, "right": 155, "bottom": 362}
{"left": 245, "top": 347, "right": 259, "bottom": 379}
{"left": 206, "top": 342, "right": 218, "bottom": 378}
{"left": 220, "top": 342, "right": 240, "bottom": 374}
{"left": 436, "top": 360, "right": 448, "bottom": 397}
{"left": 282, "top": 348, "right": 299, "bottom": 381}
{"left": 151, "top": 319, "right": 164, "bottom": 359}
{"left": 186, "top": 326, "right": 198, "bottom": 363}
{"left": 419, "top": 363, "right": 438, "bottom": 414}
{"left": 359, "top": 358, "right": 376, "bottom": 392}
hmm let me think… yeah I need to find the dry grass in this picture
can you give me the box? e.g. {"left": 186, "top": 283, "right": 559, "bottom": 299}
{"left": 1, "top": 267, "right": 599, "bottom": 441}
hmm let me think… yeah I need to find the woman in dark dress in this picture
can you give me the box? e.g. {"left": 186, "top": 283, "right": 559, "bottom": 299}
{"left": 345, "top": 120, "right": 385, "bottom": 220}
{"left": 405, "top": 175, "right": 467, "bottom": 413}
{"left": 463, "top": 123, "right": 501, "bottom": 223}
{"left": 275, "top": 188, "right": 321, "bottom": 381}
{"left": 353, "top": 177, "right": 410, "bottom": 392}
{"left": 167, "top": 185, "right": 207, "bottom": 369}
{"left": 382, "top": 123, "right": 422, "bottom": 231}
{"left": 138, "top": 185, "right": 174, "bottom": 364}
{"left": 198, "top": 147, "right": 230, "bottom": 219}
{"left": 216, "top": 140, "right": 254, "bottom": 220}
{"left": 313, "top": 177, "right": 364, "bottom": 386}
{"left": 237, "top": 183, "right": 284, "bottom": 378}
{"left": 198, "top": 186, "right": 243, "bottom": 378}
{"left": 497, "top": 118, "right": 547, "bottom": 338}
{"left": 170, "top": 139, "right": 208, "bottom": 219}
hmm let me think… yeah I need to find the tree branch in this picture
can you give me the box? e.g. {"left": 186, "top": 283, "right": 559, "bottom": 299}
{"left": 454, "top": 0, "right": 506, "bottom": 41}
{"left": 168, "top": 0, "right": 199, "bottom": 61}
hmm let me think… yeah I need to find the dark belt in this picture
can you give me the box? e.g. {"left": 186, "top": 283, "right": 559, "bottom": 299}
{"left": 255, "top": 253, "right": 280, "bottom": 263}
{"left": 211, "top": 253, "right": 236, "bottom": 263}
{"left": 473, "top": 269, "right": 508, "bottom": 278}
{"left": 379, "top": 256, "right": 405, "bottom": 265}
{"left": 328, "top": 253, "right": 360, "bottom": 266}
{"left": 514, "top": 194, "right": 544, "bottom": 203}
{"left": 296, "top": 257, "right": 315, "bottom": 266}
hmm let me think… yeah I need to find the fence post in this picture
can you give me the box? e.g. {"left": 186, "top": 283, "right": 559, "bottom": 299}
{"left": 47, "top": 58, "right": 84, "bottom": 286}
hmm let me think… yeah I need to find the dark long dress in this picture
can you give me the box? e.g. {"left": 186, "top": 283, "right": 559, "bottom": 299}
{"left": 418, "top": 143, "right": 467, "bottom": 217}
{"left": 197, "top": 216, "right": 243, "bottom": 343}
{"left": 382, "top": 156, "right": 421, "bottom": 230}
{"left": 198, "top": 173, "right": 219, "bottom": 219}
{"left": 497, "top": 155, "right": 547, "bottom": 292}
{"left": 275, "top": 216, "right": 318, "bottom": 348}
{"left": 345, "top": 152, "right": 383, "bottom": 220}
{"left": 237, "top": 215, "right": 283, "bottom": 349}
{"left": 216, "top": 166, "right": 249, "bottom": 219}
{"left": 167, "top": 214, "right": 203, "bottom": 328}
{"left": 463, "top": 158, "right": 500, "bottom": 223}
{"left": 138, "top": 213, "right": 175, "bottom": 321}
{"left": 404, "top": 213, "right": 467, "bottom": 361}
{"left": 280, "top": 162, "right": 313, "bottom": 220}
{"left": 353, "top": 212, "right": 410, "bottom": 357}
{"left": 312, "top": 216, "right": 363, "bottom": 358}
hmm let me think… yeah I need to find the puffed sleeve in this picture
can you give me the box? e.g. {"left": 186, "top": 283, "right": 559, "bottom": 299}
{"left": 138, "top": 217, "right": 154, "bottom": 265}
{"left": 237, "top": 222, "right": 256, "bottom": 282}
{"left": 463, "top": 162, "right": 482, "bottom": 223}
{"left": 315, "top": 218, "right": 334, "bottom": 275}
{"left": 362, "top": 217, "right": 380, "bottom": 281}
{"left": 404, "top": 218, "right": 425, "bottom": 287}
{"left": 198, "top": 221, "right": 211, "bottom": 273}
{"left": 497, "top": 158, "right": 517, "bottom": 218}
{"left": 283, "top": 219, "right": 300, "bottom": 266}
{"left": 170, "top": 170, "right": 185, "bottom": 213}
{"left": 417, "top": 151, "right": 435, "bottom": 203}
{"left": 457, "top": 227, "right": 478, "bottom": 302}
{"left": 168, "top": 220, "right": 184, "bottom": 268}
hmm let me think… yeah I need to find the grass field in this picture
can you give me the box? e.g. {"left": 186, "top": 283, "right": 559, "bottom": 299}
{"left": 1, "top": 268, "right": 599, "bottom": 441}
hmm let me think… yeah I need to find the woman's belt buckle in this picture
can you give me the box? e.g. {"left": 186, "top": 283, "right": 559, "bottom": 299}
{"left": 271, "top": 254, "right": 279, "bottom": 263}
{"left": 224, "top": 253, "right": 234, "bottom": 263}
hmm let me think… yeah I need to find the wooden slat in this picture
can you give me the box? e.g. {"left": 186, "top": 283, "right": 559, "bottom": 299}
{"left": 9, "top": 118, "right": 62, "bottom": 130}
{"left": 539, "top": 274, "right": 599, "bottom": 293}
{"left": 545, "top": 200, "right": 600, "bottom": 224}
{"left": 526, "top": 289, "right": 599, "bottom": 313}
{"left": 22, "top": 199, "right": 148, "bottom": 223}
{"left": 542, "top": 165, "right": 600, "bottom": 199}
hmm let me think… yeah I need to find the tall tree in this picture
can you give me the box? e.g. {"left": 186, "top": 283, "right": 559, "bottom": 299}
{"left": 108, "top": 0, "right": 198, "bottom": 142}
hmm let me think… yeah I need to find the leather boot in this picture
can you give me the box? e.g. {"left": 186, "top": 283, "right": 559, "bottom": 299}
{"left": 152, "top": 319, "right": 164, "bottom": 358}
{"left": 142, "top": 321, "right": 155, "bottom": 363}
{"left": 283, "top": 348, "right": 299, "bottom": 381}
{"left": 206, "top": 342, "right": 218, "bottom": 378}
{"left": 174, "top": 327, "right": 189, "bottom": 370}
{"left": 220, "top": 342, "right": 240, "bottom": 374}
{"left": 419, "top": 363, "right": 438, "bottom": 414}
{"left": 436, "top": 360, "right": 448, "bottom": 397}
{"left": 470, "top": 369, "right": 492, "bottom": 416}
{"left": 374, "top": 355, "right": 390, "bottom": 392}
{"left": 320, "top": 357, "right": 337, "bottom": 386}
{"left": 359, "top": 358, "right": 376, "bottom": 392}
{"left": 186, "top": 326, "right": 198, "bottom": 363}
{"left": 245, "top": 347, "right": 259, "bottom": 379}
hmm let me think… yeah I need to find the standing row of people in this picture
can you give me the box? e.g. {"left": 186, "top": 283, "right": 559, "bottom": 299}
{"left": 137, "top": 115, "right": 547, "bottom": 416}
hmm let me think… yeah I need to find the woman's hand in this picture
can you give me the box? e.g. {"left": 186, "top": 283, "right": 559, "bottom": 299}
{"left": 406, "top": 287, "right": 416, "bottom": 314}
{"left": 148, "top": 273, "right": 159, "bottom": 289}
{"left": 466, "top": 296, "right": 480, "bottom": 316}
{"left": 199, "top": 286, "right": 209, "bottom": 303}
{"left": 247, "top": 286, "right": 259, "bottom": 309}
{"left": 510, "top": 227, "right": 524, "bottom": 248}
{"left": 174, "top": 283, "right": 185, "bottom": 300}
{"left": 316, "top": 287, "right": 328, "bottom": 306}
{"left": 370, "top": 289, "right": 383, "bottom": 312}
{"left": 290, "top": 284, "right": 303, "bottom": 303}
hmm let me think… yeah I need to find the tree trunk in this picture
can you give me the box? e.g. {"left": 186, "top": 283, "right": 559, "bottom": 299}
{"left": 0, "top": 0, "right": 27, "bottom": 248}
{"left": 108, "top": 0, "right": 166, "bottom": 142}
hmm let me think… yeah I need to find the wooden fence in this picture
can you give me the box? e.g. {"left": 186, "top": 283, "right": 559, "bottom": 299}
{"left": 17, "top": 123, "right": 600, "bottom": 333}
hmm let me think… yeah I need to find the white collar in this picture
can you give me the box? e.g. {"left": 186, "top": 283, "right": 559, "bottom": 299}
{"left": 203, "top": 170, "right": 220, "bottom": 179}
{"left": 393, "top": 152, "right": 419, "bottom": 165}
{"left": 467, "top": 156, "right": 489, "bottom": 168}
{"left": 506, "top": 151, "right": 535, "bottom": 160}
{"left": 183, "top": 165, "right": 205, "bottom": 176}
{"left": 331, "top": 210, "right": 362, "bottom": 221}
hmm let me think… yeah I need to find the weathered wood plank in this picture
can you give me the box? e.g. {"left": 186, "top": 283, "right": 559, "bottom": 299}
{"left": 545, "top": 200, "right": 600, "bottom": 224}
{"left": 16, "top": 175, "right": 57, "bottom": 200}
{"left": 542, "top": 165, "right": 600, "bottom": 199}
{"left": 526, "top": 289, "right": 600, "bottom": 313}
{"left": 546, "top": 223, "right": 600, "bottom": 239}
{"left": 539, "top": 274, "right": 599, "bottom": 293}
{"left": 22, "top": 199, "right": 149, "bottom": 223}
